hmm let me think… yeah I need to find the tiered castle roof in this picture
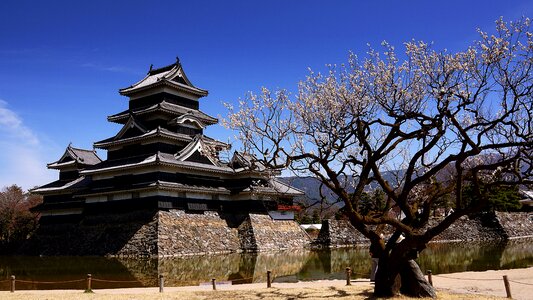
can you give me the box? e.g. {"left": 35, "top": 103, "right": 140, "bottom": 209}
{"left": 107, "top": 101, "right": 217, "bottom": 125}
{"left": 119, "top": 59, "right": 208, "bottom": 97}
{"left": 33, "top": 58, "right": 302, "bottom": 218}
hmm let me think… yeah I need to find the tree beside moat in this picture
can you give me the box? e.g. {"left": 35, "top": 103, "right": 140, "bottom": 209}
{"left": 226, "top": 18, "right": 533, "bottom": 297}
{"left": 0, "top": 185, "right": 41, "bottom": 253}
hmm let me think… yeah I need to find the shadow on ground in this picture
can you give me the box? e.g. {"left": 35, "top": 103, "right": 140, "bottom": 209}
{"left": 193, "top": 286, "right": 383, "bottom": 300}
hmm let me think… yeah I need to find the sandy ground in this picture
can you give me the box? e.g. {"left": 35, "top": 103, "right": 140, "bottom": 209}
{"left": 0, "top": 267, "right": 531, "bottom": 299}
{"left": 429, "top": 267, "right": 533, "bottom": 300}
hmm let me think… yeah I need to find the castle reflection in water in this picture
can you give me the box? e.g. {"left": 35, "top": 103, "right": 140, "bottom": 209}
{"left": 1, "top": 240, "right": 532, "bottom": 290}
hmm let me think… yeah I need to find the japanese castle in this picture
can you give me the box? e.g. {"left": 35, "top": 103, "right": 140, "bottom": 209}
{"left": 30, "top": 58, "right": 309, "bottom": 256}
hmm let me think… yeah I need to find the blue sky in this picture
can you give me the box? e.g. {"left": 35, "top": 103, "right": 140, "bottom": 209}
{"left": 1, "top": 0, "right": 532, "bottom": 190}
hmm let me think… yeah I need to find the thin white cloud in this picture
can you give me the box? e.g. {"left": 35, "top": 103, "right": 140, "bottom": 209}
{"left": 81, "top": 62, "right": 141, "bottom": 75}
{"left": 0, "top": 99, "right": 39, "bottom": 145}
{"left": 0, "top": 48, "right": 40, "bottom": 55}
{"left": 0, "top": 100, "right": 56, "bottom": 191}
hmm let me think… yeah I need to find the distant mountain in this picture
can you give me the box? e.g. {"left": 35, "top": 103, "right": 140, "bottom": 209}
{"left": 280, "top": 170, "right": 403, "bottom": 208}
{"left": 280, "top": 154, "right": 531, "bottom": 210}
{"left": 279, "top": 176, "right": 341, "bottom": 208}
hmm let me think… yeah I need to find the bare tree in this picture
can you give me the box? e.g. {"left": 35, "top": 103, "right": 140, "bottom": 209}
{"left": 225, "top": 18, "right": 533, "bottom": 297}
{"left": 0, "top": 185, "right": 42, "bottom": 252}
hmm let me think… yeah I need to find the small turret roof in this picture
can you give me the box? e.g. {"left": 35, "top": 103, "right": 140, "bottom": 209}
{"left": 119, "top": 58, "right": 208, "bottom": 97}
{"left": 230, "top": 151, "right": 268, "bottom": 172}
{"left": 268, "top": 178, "right": 305, "bottom": 195}
{"left": 47, "top": 145, "right": 102, "bottom": 169}
{"left": 175, "top": 135, "right": 228, "bottom": 166}
{"left": 236, "top": 177, "right": 304, "bottom": 196}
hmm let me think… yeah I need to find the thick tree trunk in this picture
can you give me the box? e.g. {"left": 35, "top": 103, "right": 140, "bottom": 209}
{"left": 374, "top": 256, "right": 436, "bottom": 298}
{"left": 400, "top": 260, "right": 436, "bottom": 298}
{"left": 373, "top": 256, "right": 400, "bottom": 297}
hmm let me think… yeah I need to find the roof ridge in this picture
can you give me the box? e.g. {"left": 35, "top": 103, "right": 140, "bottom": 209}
{"left": 119, "top": 58, "right": 208, "bottom": 97}
{"left": 147, "top": 58, "right": 180, "bottom": 76}
{"left": 67, "top": 145, "right": 79, "bottom": 160}
{"left": 69, "top": 146, "right": 96, "bottom": 153}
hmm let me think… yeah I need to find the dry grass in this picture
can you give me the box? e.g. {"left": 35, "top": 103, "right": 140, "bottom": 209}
{"left": 3, "top": 266, "right": 529, "bottom": 299}
{"left": 0, "top": 285, "right": 506, "bottom": 300}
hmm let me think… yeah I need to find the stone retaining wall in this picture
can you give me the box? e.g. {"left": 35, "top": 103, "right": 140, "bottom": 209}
{"left": 22, "top": 210, "right": 311, "bottom": 256}
{"left": 431, "top": 214, "right": 505, "bottom": 242}
{"left": 20, "top": 210, "right": 159, "bottom": 256}
{"left": 158, "top": 210, "right": 241, "bottom": 256}
{"left": 314, "top": 212, "right": 533, "bottom": 247}
{"left": 314, "top": 220, "right": 367, "bottom": 247}
{"left": 244, "top": 214, "right": 310, "bottom": 251}
{"left": 237, "top": 216, "right": 257, "bottom": 251}
{"left": 115, "top": 214, "right": 159, "bottom": 256}
{"left": 495, "top": 212, "right": 533, "bottom": 238}
{"left": 29, "top": 210, "right": 529, "bottom": 255}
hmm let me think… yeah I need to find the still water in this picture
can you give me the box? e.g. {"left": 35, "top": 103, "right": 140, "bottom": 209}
{"left": 0, "top": 240, "right": 531, "bottom": 290}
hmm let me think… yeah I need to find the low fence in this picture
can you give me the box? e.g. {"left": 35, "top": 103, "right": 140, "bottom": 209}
{"left": 2, "top": 268, "right": 531, "bottom": 298}
{"left": 0, "top": 271, "right": 277, "bottom": 293}
{"left": 426, "top": 270, "right": 533, "bottom": 299}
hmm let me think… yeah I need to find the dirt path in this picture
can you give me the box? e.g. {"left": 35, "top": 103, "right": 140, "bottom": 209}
{"left": 429, "top": 267, "right": 533, "bottom": 300}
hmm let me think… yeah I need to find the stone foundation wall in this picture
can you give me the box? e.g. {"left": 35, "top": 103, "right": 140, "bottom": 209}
{"left": 431, "top": 214, "right": 505, "bottom": 242}
{"left": 237, "top": 217, "right": 257, "bottom": 251}
{"left": 495, "top": 212, "right": 533, "bottom": 238}
{"left": 23, "top": 210, "right": 309, "bottom": 256}
{"left": 314, "top": 220, "right": 367, "bottom": 247}
{"left": 243, "top": 214, "right": 310, "bottom": 251}
{"left": 314, "top": 212, "right": 533, "bottom": 247}
{"left": 157, "top": 210, "right": 241, "bottom": 256}
{"left": 114, "top": 214, "right": 159, "bottom": 257}
{"left": 22, "top": 210, "right": 532, "bottom": 255}
{"left": 21, "top": 210, "right": 159, "bottom": 256}
{"left": 156, "top": 211, "right": 310, "bottom": 255}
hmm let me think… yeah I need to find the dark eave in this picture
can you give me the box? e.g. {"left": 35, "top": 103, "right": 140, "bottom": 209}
{"left": 31, "top": 200, "right": 85, "bottom": 212}
{"left": 80, "top": 152, "right": 234, "bottom": 175}
{"left": 93, "top": 127, "right": 193, "bottom": 149}
{"left": 107, "top": 101, "right": 218, "bottom": 125}
{"left": 32, "top": 176, "right": 91, "bottom": 195}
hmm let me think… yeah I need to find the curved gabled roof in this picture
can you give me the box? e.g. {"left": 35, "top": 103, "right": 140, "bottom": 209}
{"left": 230, "top": 151, "right": 268, "bottom": 172}
{"left": 31, "top": 176, "right": 91, "bottom": 194}
{"left": 119, "top": 59, "right": 208, "bottom": 97}
{"left": 47, "top": 144, "right": 102, "bottom": 169}
{"left": 107, "top": 101, "right": 218, "bottom": 125}
{"left": 93, "top": 126, "right": 193, "bottom": 149}
{"left": 80, "top": 151, "right": 235, "bottom": 175}
{"left": 175, "top": 135, "right": 221, "bottom": 166}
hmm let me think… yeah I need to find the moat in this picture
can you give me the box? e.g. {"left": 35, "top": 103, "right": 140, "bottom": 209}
{"left": 1, "top": 240, "right": 532, "bottom": 290}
